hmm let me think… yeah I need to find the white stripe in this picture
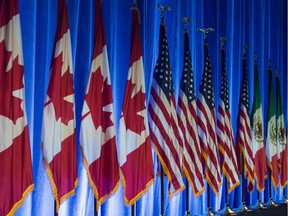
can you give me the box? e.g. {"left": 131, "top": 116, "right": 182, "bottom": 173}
{"left": 150, "top": 115, "right": 184, "bottom": 191}
{"left": 239, "top": 110, "right": 254, "bottom": 170}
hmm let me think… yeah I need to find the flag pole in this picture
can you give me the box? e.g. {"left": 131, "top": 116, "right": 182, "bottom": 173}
{"left": 185, "top": 179, "right": 190, "bottom": 216}
{"left": 94, "top": 197, "right": 98, "bottom": 216}
{"left": 156, "top": 5, "right": 171, "bottom": 216}
{"left": 131, "top": 204, "right": 135, "bottom": 216}
{"left": 253, "top": 53, "right": 267, "bottom": 210}
{"left": 239, "top": 45, "right": 251, "bottom": 213}
{"left": 219, "top": 36, "right": 236, "bottom": 215}
{"left": 267, "top": 61, "right": 278, "bottom": 208}
{"left": 181, "top": 16, "right": 193, "bottom": 216}
{"left": 160, "top": 166, "right": 165, "bottom": 216}
{"left": 131, "top": 2, "right": 137, "bottom": 216}
{"left": 54, "top": 200, "right": 58, "bottom": 216}
{"left": 196, "top": 27, "right": 215, "bottom": 216}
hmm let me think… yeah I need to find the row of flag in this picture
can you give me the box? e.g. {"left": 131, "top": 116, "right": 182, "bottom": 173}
{"left": 0, "top": 0, "right": 287, "bottom": 215}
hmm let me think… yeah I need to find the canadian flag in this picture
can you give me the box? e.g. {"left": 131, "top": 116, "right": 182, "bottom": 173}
{"left": 0, "top": 0, "right": 34, "bottom": 215}
{"left": 80, "top": 0, "right": 120, "bottom": 209}
{"left": 119, "top": 7, "right": 154, "bottom": 205}
{"left": 41, "top": 0, "right": 77, "bottom": 211}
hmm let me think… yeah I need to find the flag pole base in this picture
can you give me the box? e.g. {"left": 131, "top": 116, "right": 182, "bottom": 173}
{"left": 241, "top": 202, "right": 252, "bottom": 212}
{"left": 224, "top": 206, "right": 237, "bottom": 215}
{"left": 208, "top": 207, "right": 214, "bottom": 216}
{"left": 270, "top": 199, "right": 278, "bottom": 207}
{"left": 258, "top": 201, "right": 267, "bottom": 209}
{"left": 185, "top": 210, "right": 191, "bottom": 216}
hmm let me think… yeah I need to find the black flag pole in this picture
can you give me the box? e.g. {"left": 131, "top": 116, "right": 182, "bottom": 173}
{"left": 54, "top": 200, "right": 58, "bottom": 216}
{"left": 160, "top": 167, "right": 165, "bottom": 216}
{"left": 94, "top": 197, "right": 98, "bottom": 216}
{"left": 131, "top": 204, "right": 135, "bottom": 216}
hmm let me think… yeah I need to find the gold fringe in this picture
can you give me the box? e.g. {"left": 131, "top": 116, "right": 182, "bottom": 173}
{"left": 6, "top": 184, "right": 34, "bottom": 216}
{"left": 153, "top": 144, "right": 185, "bottom": 197}
{"left": 183, "top": 166, "right": 205, "bottom": 198}
{"left": 80, "top": 147, "right": 120, "bottom": 210}
{"left": 42, "top": 157, "right": 78, "bottom": 212}
{"left": 120, "top": 169, "right": 155, "bottom": 206}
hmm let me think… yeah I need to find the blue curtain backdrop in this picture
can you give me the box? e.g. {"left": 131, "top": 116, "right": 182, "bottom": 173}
{"left": 15, "top": 0, "right": 287, "bottom": 215}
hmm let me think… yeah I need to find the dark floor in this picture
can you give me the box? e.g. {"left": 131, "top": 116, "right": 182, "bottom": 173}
{"left": 237, "top": 204, "right": 287, "bottom": 216}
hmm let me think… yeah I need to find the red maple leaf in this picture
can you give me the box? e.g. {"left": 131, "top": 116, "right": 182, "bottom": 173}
{"left": 0, "top": 41, "right": 24, "bottom": 124}
{"left": 46, "top": 53, "right": 74, "bottom": 125}
{"left": 122, "top": 79, "right": 146, "bottom": 135}
{"left": 84, "top": 67, "right": 114, "bottom": 132}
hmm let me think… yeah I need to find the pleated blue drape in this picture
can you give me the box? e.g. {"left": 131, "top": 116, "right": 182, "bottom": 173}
{"left": 17, "top": 0, "right": 287, "bottom": 215}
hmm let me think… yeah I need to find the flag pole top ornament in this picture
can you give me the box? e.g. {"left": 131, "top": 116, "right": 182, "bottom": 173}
{"left": 275, "top": 68, "right": 279, "bottom": 78}
{"left": 220, "top": 36, "right": 226, "bottom": 47}
{"left": 157, "top": 4, "right": 171, "bottom": 23}
{"left": 196, "top": 27, "right": 214, "bottom": 41}
{"left": 254, "top": 53, "right": 257, "bottom": 62}
{"left": 243, "top": 44, "right": 248, "bottom": 56}
{"left": 181, "top": 16, "right": 192, "bottom": 31}
{"left": 268, "top": 59, "right": 272, "bottom": 69}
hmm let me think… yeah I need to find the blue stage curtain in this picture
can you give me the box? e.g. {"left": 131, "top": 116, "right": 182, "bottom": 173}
{"left": 16, "top": 0, "right": 287, "bottom": 215}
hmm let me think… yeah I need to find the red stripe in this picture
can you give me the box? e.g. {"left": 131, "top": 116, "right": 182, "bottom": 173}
{"left": 197, "top": 97, "right": 221, "bottom": 189}
{"left": 149, "top": 127, "right": 181, "bottom": 190}
{"left": 148, "top": 102, "right": 181, "bottom": 171}
{"left": 178, "top": 99, "right": 204, "bottom": 188}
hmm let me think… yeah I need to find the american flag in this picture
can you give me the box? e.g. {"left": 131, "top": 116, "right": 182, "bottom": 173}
{"left": 42, "top": 0, "right": 77, "bottom": 211}
{"left": 235, "top": 54, "right": 254, "bottom": 192}
{"left": 80, "top": 0, "right": 120, "bottom": 209}
{"left": 177, "top": 32, "right": 205, "bottom": 197}
{"left": 216, "top": 47, "right": 240, "bottom": 192}
{"left": 148, "top": 23, "right": 185, "bottom": 197}
{"left": 197, "top": 43, "right": 221, "bottom": 195}
{"left": 0, "top": 0, "right": 34, "bottom": 215}
{"left": 119, "top": 7, "right": 154, "bottom": 205}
